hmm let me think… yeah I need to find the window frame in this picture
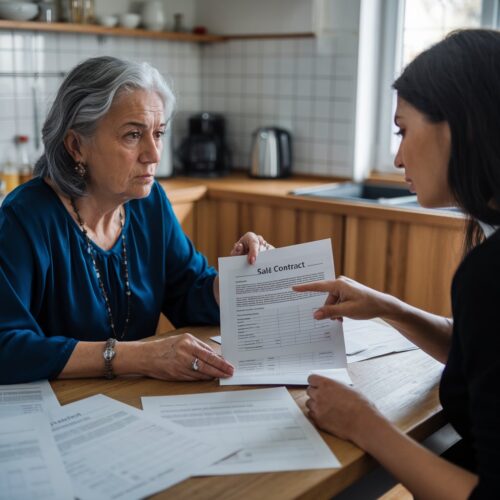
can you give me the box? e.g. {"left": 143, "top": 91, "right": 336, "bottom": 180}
{"left": 374, "top": 0, "right": 500, "bottom": 173}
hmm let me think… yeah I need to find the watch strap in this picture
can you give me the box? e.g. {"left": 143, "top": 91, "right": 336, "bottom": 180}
{"left": 103, "top": 338, "right": 117, "bottom": 380}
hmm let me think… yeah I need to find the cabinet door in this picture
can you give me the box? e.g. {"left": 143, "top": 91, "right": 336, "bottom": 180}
{"left": 344, "top": 216, "right": 390, "bottom": 291}
{"left": 297, "top": 211, "right": 344, "bottom": 276}
{"left": 239, "top": 203, "right": 297, "bottom": 248}
{"left": 214, "top": 200, "right": 344, "bottom": 267}
{"left": 215, "top": 200, "right": 241, "bottom": 265}
{"left": 202, "top": 200, "right": 344, "bottom": 274}
{"left": 195, "top": 198, "right": 219, "bottom": 267}
{"left": 172, "top": 202, "right": 196, "bottom": 243}
{"left": 403, "top": 224, "right": 463, "bottom": 315}
{"left": 343, "top": 215, "right": 463, "bottom": 316}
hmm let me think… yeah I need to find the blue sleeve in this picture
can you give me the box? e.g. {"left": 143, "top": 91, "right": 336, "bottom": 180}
{"left": 160, "top": 189, "right": 220, "bottom": 327}
{"left": 0, "top": 206, "right": 77, "bottom": 384}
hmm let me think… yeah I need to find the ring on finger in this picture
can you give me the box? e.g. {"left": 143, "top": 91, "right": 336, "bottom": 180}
{"left": 191, "top": 357, "right": 200, "bottom": 371}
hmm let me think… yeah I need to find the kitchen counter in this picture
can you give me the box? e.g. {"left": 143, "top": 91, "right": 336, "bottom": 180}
{"left": 160, "top": 172, "right": 464, "bottom": 229}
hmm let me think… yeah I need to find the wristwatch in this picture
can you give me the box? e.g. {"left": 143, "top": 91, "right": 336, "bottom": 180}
{"left": 103, "top": 338, "right": 117, "bottom": 380}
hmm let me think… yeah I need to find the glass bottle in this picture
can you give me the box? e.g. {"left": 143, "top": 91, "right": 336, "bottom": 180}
{"left": 0, "top": 159, "right": 19, "bottom": 195}
{"left": 83, "top": 0, "right": 95, "bottom": 24}
{"left": 69, "top": 0, "right": 83, "bottom": 23}
{"left": 57, "top": 0, "right": 70, "bottom": 22}
{"left": 173, "top": 13, "right": 184, "bottom": 32}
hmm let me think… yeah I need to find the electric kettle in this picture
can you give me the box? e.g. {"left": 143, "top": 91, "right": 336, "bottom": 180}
{"left": 249, "top": 127, "right": 292, "bottom": 178}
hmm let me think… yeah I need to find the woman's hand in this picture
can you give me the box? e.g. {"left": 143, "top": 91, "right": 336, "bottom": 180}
{"left": 230, "top": 231, "right": 275, "bottom": 264}
{"left": 212, "top": 232, "right": 275, "bottom": 305}
{"left": 143, "top": 333, "right": 234, "bottom": 381}
{"left": 293, "top": 276, "right": 393, "bottom": 321}
{"left": 306, "top": 374, "right": 383, "bottom": 445}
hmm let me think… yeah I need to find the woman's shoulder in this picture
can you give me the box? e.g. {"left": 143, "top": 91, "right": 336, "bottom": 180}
{"left": 455, "top": 230, "right": 500, "bottom": 286}
{"left": 0, "top": 178, "right": 65, "bottom": 255}
{"left": 1, "top": 177, "right": 59, "bottom": 218}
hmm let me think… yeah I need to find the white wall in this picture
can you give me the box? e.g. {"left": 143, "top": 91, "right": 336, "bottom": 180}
{"left": 0, "top": 30, "right": 202, "bottom": 163}
{"left": 0, "top": 0, "right": 363, "bottom": 178}
{"left": 316, "top": 0, "right": 360, "bottom": 33}
{"left": 194, "top": 0, "right": 314, "bottom": 34}
{"left": 93, "top": 0, "right": 197, "bottom": 31}
{"left": 201, "top": 36, "right": 359, "bottom": 176}
{"left": 199, "top": 0, "right": 361, "bottom": 177}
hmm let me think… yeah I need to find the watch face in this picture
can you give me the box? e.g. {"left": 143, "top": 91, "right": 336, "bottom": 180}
{"left": 104, "top": 348, "right": 115, "bottom": 361}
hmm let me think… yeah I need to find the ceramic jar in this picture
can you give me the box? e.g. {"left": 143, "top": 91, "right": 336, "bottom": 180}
{"left": 142, "top": 0, "right": 165, "bottom": 31}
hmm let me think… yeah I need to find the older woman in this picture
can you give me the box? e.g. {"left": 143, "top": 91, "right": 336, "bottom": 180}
{"left": 0, "top": 56, "right": 270, "bottom": 384}
{"left": 294, "top": 30, "right": 500, "bottom": 498}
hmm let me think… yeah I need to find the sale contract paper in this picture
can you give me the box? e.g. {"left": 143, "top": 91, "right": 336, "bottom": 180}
{"left": 219, "top": 239, "right": 349, "bottom": 385}
{"left": 142, "top": 387, "right": 340, "bottom": 474}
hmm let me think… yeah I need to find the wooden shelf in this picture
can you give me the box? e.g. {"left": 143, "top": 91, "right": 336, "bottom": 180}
{"left": 0, "top": 19, "right": 224, "bottom": 43}
{"left": 0, "top": 19, "right": 314, "bottom": 43}
{"left": 222, "top": 32, "right": 315, "bottom": 40}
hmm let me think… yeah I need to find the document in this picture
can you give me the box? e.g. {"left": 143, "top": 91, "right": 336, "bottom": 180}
{"left": 0, "top": 413, "right": 74, "bottom": 500}
{"left": 0, "top": 380, "right": 60, "bottom": 418}
{"left": 213, "top": 318, "right": 417, "bottom": 366}
{"left": 343, "top": 318, "right": 418, "bottom": 363}
{"left": 49, "top": 394, "right": 236, "bottom": 500}
{"left": 142, "top": 387, "right": 340, "bottom": 475}
{"left": 218, "top": 239, "right": 349, "bottom": 385}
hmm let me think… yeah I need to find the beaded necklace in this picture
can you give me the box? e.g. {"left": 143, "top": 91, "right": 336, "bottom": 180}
{"left": 70, "top": 198, "right": 131, "bottom": 341}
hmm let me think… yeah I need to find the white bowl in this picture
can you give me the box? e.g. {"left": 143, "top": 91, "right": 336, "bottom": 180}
{"left": 119, "top": 13, "right": 140, "bottom": 29}
{"left": 97, "top": 14, "right": 118, "bottom": 28}
{"left": 0, "top": 2, "right": 39, "bottom": 21}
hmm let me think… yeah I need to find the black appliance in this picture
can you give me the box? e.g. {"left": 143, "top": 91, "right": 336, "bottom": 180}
{"left": 177, "top": 112, "right": 229, "bottom": 177}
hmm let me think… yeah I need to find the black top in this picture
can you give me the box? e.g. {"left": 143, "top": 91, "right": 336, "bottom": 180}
{"left": 440, "top": 229, "right": 500, "bottom": 498}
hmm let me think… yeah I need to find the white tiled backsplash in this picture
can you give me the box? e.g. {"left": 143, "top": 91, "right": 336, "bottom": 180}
{"left": 0, "top": 31, "right": 358, "bottom": 177}
{"left": 201, "top": 38, "right": 357, "bottom": 176}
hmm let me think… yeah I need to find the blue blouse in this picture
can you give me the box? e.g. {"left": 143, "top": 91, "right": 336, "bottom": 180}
{"left": 0, "top": 178, "right": 219, "bottom": 384}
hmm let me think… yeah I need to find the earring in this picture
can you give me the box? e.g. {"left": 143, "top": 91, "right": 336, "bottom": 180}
{"left": 74, "top": 161, "right": 87, "bottom": 178}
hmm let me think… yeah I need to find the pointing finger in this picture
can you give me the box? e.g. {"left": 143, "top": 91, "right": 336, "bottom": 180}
{"left": 293, "top": 280, "right": 336, "bottom": 293}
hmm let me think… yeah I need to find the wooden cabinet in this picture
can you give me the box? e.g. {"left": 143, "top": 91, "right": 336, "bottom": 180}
{"left": 162, "top": 176, "right": 465, "bottom": 321}
{"left": 196, "top": 197, "right": 463, "bottom": 316}
{"left": 343, "top": 215, "right": 464, "bottom": 315}
{"left": 296, "top": 210, "right": 344, "bottom": 275}
{"left": 196, "top": 197, "right": 344, "bottom": 276}
{"left": 404, "top": 223, "right": 463, "bottom": 315}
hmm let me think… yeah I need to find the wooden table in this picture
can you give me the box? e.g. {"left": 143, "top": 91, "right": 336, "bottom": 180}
{"left": 51, "top": 327, "right": 446, "bottom": 500}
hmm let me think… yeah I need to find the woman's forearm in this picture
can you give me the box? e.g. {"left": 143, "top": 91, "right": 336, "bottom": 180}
{"left": 58, "top": 340, "right": 148, "bottom": 378}
{"left": 358, "top": 414, "right": 477, "bottom": 500}
{"left": 380, "top": 294, "right": 452, "bottom": 363}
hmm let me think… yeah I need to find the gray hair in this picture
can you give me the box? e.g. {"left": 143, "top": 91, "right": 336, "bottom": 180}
{"left": 34, "top": 56, "right": 175, "bottom": 197}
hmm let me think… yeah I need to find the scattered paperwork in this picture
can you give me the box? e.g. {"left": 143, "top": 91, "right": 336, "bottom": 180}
{"left": 142, "top": 387, "right": 340, "bottom": 474}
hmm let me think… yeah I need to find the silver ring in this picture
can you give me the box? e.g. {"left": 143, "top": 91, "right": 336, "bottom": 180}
{"left": 191, "top": 357, "right": 200, "bottom": 371}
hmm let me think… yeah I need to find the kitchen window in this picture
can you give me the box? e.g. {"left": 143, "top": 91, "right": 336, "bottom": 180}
{"left": 375, "top": 0, "right": 499, "bottom": 172}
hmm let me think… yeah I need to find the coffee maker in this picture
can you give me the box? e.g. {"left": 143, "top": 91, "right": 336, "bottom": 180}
{"left": 177, "top": 113, "right": 229, "bottom": 177}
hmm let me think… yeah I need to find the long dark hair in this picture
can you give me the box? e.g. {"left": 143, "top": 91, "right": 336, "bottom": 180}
{"left": 393, "top": 29, "right": 500, "bottom": 254}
